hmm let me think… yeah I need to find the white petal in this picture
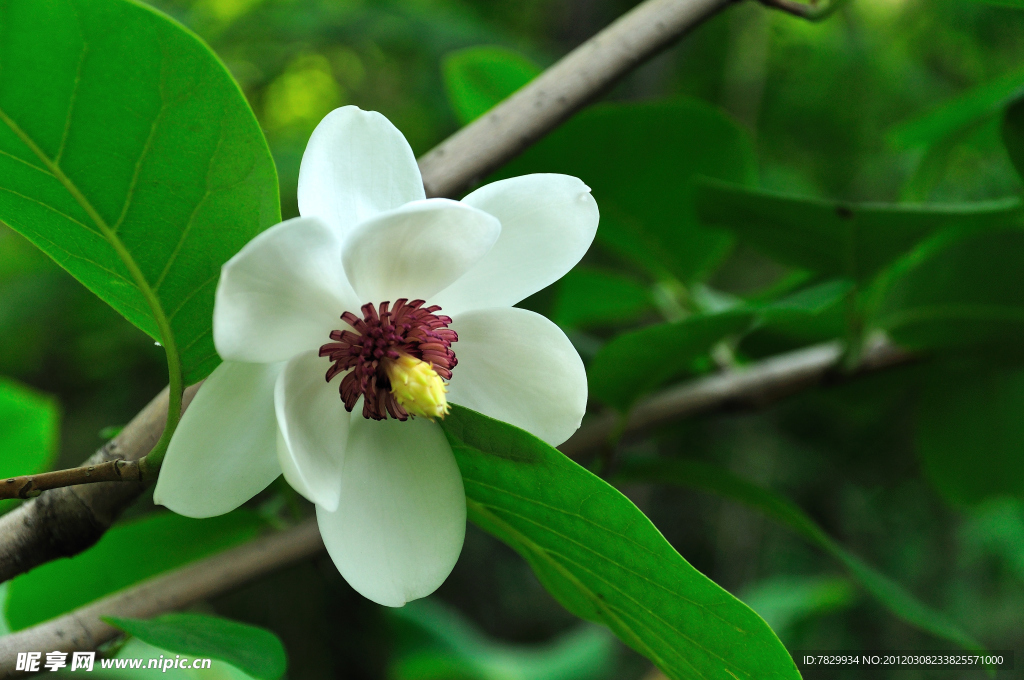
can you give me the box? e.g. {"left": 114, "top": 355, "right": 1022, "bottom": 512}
{"left": 447, "top": 307, "right": 587, "bottom": 446}
{"left": 342, "top": 199, "right": 500, "bottom": 303}
{"left": 154, "top": 361, "right": 283, "bottom": 518}
{"left": 432, "top": 174, "right": 599, "bottom": 315}
{"left": 298, "top": 106, "right": 425, "bottom": 239}
{"left": 274, "top": 350, "right": 349, "bottom": 511}
{"left": 316, "top": 416, "right": 466, "bottom": 607}
{"left": 214, "top": 217, "right": 359, "bottom": 364}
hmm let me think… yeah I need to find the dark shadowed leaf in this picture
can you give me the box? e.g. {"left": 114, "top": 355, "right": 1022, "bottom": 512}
{"left": 695, "top": 180, "right": 1022, "bottom": 283}
{"left": 870, "top": 227, "right": 1024, "bottom": 356}
{"left": 614, "top": 458, "right": 983, "bottom": 652}
{"left": 443, "top": 46, "right": 541, "bottom": 125}
{"left": 441, "top": 406, "right": 800, "bottom": 680}
{"left": 0, "top": 0, "right": 280, "bottom": 384}
{"left": 105, "top": 613, "right": 287, "bottom": 680}
{"left": 5, "top": 511, "right": 265, "bottom": 629}
{"left": 497, "top": 100, "right": 757, "bottom": 283}
{"left": 1003, "top": 96, "right": 1024, "bottom": 180}
{"left": 552, "top": 267, "right": 653, "bottom": 330}
{"left": 588, "top": 310, "right": 754, "bottom": 412}
{"left": 916, "top": 364, "right": 1024, "bottom": 506}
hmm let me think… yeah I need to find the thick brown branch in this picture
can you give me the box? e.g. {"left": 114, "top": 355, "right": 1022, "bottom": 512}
{"left": 0, "top": 386, "right": 199, "bottom": 584}
{"left": 0, "top": 0, "right": 742, "bottom": 585}
{"left": 0, "top": 460, "right": 142, "bottom": 501}
{"left": 0, "top": 341, "right": 915, "bottom": 669}
{"left": 0, "top": 519, "right": 323, "bottom": 679}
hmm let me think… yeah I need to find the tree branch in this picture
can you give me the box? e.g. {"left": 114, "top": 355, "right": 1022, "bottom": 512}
{"left": 0, "top": 0, "right": 742, "bottom": 584}
{"left": 0, "top": 460, "right": 142, "bottom": 501}
{"left": 0, "top": 519, "right": 323, "bottom": 679}
{"left": 0, "top": 340, "right": 915, "bottom": 671}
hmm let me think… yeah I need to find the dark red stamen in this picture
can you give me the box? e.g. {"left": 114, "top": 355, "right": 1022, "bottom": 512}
{"left": 318, "top": 299, "right": 458, "bottom": 420}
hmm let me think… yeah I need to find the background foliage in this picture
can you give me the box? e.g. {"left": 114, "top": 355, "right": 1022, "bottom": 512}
{"left": 1, "top": 0, "right": 1023, "bottom": 677}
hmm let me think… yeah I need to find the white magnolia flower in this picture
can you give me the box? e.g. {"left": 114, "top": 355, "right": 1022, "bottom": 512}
{"left": 153, "top": 106, "right": 598, "bottom": 607}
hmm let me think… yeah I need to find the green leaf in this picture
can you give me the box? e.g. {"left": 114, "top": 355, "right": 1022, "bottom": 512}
{"left": 916, "top": 364, "right": 1024, "bottom": 506}
{"left": 552, "top": 267, "right": 653, "bottom": 330}
{"left": 497, "top": 100, "right": 757, "bottom": 283}
{"left": 4, "top": 510, "right": 265, "bottom": 630}
{"left": 695, "top": 180, "right": 1022, "bottom": 284}
{"left": 966, "top": 0, "right": 1024, "bottom": 7}
{"left": 587, "top": 310, "right": 753, "bottom": 412}
{"left": 0, "top": 0, "right": 280, "bottom": 384}
{"left": 614, "top": 458, "right": 984, "bottom": 652}
{"left": 391, "top": 600, "right": 614, "bottom": 680}
{"left": 1003, "top": 96, "right": 1024, "bottom": 181}
{"left": 740, "top": 575, "right": 855, "bottom": 638}
{"left": 0, "top": 377, "right": 59, "bottom": 478}
{"left": 104, "top": 613, "right": 287, "bottom": 680}
{"left": 889, "top": 66, "right": 1024, "bottom": 149}
{"left": 441, "top": 406, "right": 799, "bottom": 680}
{"left": 442, "top": 46, "right": 541, "bottom": 125}
{"left": 0, "top": 377, "right": 60, "bottom": 514}
{"left": 870, "top": 227, "right": 1024, "bottom": 356}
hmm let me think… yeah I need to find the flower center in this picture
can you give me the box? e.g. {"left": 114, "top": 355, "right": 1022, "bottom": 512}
{"left": 318, "top": 299, "right": 457, "bottom": 421}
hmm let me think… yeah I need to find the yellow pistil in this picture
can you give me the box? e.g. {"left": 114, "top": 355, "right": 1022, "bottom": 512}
{"left": 385, "top": 354, "right": 450, "bottom": 420}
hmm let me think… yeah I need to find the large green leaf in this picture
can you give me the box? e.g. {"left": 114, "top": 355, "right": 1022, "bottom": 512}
{"left": 614, "top": 458, "right": 983, "bottom": 652}
{"left": 870, "top": 227, "right": 1024, "bottom": 355}
{"left": 587, "top": 310, "right": 753, "bottom": 412}
{"left": 0, "top": 0, "right": 280, "bottom": 384}
{"left": 391, "top": 600, "right": 614, "bottom": 680}
{"left": 0, "top": 377, "right": 60, "bottom": 513}
{"left": 4, "top": 510, "right": 265, "bottom": 629}
{"left": 105, "top": 613, "right": 287, "bottom": 680}
{"left": 497, "top": 100, "right": 757, "bottom": 283}
{"left": 695, "top": 180, "right": 1022, "bottom": 284}
{"left": 916, "top": 364, "right": 1024, "bottom": 506}
{"left": 442, "top": 46, "right": 541, "bottom": 125}
{"left": 441, "top": 406, "right": 799, "bottom": 680}
{"left": 552, "top": 267, "right": 653, "bottom": 330}
{"left": 1003, "top": 96, "right": 1024, "bottom": 181}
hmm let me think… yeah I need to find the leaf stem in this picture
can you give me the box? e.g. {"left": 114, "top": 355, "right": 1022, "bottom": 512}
{"left": 0, "top": 107, "right": 186, "bottom": 476}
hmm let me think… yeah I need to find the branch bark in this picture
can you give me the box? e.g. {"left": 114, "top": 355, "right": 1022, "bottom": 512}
{"left": 0, "top": 0, "right": 741, "bottom": 584}
{"left": 0, "top": 460, "right": 142, "bottom": 501}
{"left": 0, "top": 339, "right": 914, "bottom": 669}
{"left": 0, "top": 519, "right": 323, "bottom": 679}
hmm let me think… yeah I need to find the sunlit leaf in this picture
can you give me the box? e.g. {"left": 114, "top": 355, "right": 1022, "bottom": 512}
{"left": 497, "top": 100, "right": 756, "bottom": 283}
{"left": 105, "top": 613, "right": 287, "bottom": 680}
{"left": 695, "top": 180, "right": 1022, "bottom": 284}
{"left": 740, "top": 575, "right": 855, "bottom": 638}
{"left": 5, "top": 511, "right": 265, "bottom": 629}
{"left": 441, "top": 406, "right": 800, "bottom": 680}
{"left": 916, "top": 364, "right": 1024, "bottom": 506}
{"left": 443, "top": 46, "right": 541, "bottom": 125}
{"left": 0, "top": 0, "right": 280, "bottom": 384}
{"left": 0, "top": 377, "right": 59, "bottom": 479}
{"left": 614, "top": 458, "right": 983, "bottom": 652}
{"left": 587, "top": 310, "right": 753, "bottom": 412}
{"left": 552, "top": 267, "right": 653, "bottom": 330}
{"left": 870, "top": 227, "right": 1024, "bottom": 356}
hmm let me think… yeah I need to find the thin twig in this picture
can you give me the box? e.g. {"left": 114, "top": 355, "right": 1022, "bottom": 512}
{"left": 0, "top": 0, "right": 744, "bottom": 584}
{"left": 0, "top": 341, "right": 916, "bottom": 670}
{"left": 0, "top": 460, "right": 141, "bottom": 500}
{"left": 0, "top": 519, "right": 323, "bottom": 679}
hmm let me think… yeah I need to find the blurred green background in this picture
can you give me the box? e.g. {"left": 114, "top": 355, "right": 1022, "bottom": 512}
{"left": 2, "top": 0, "right": 1023, "bottom": 677}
